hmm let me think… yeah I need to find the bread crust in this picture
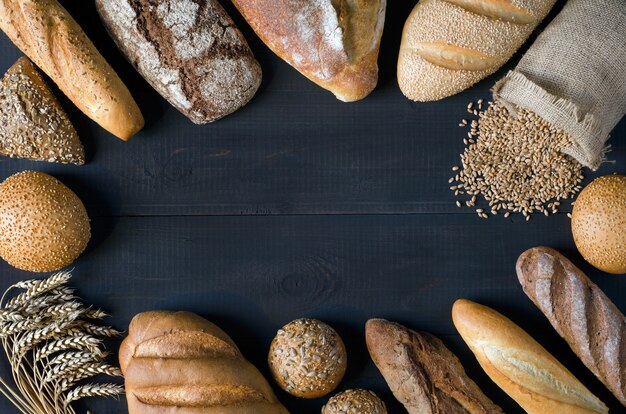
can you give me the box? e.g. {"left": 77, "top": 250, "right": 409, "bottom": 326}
{"left": 120, "top": 311, "right": 288, "bottom": 414}
{"left": 0, "top": 0, "right": 144, "bottom": 140}
{"left": 232, "top": 0, "right": 386, "bottom": 102}
{"left": 398, "top": 0, "right": 556, "bottom": 101}
{"left": 452, "top": 299, "right": 609, "bottom": 414}
{"left": 365, "top": 319, "right": 503, "bottom": 414}
{"left": 96, "top": 0, "right": 262, "bottom": 124}
{"left": 517, "top": 247, "right": 626, "bottom": 406}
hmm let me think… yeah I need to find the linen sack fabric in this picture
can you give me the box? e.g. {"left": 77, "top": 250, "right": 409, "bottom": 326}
{"left": 493, "top": 0, "right": 626, "bottom": 170}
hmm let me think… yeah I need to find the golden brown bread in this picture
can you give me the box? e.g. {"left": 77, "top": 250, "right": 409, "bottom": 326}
{"left": 231, "top": 0, "right": 386, "bottom": 102}
{"left": 517, "top": 247, "right": 626, "bottom": 406}
{"left": 120, "top": 311, "right": 288, "bottom": 414}
{"left": 365, "top": 319, "right": 503, "bottom": 414}
{"left": 0, "top": 0, "right": 144, "bottom": 140}
{"left": 452, "top": 299, "right": 608, "bottom": 414}
{"left": 398, "top": 0, "right": 556, "bottom": 101}
{"left": 0, "top": 57, "right": 84, "bottom": 164}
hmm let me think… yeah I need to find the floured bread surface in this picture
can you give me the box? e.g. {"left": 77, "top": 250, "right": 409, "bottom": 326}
{"left": 232, "top": 0, "right": 386, "bottom": 101}
{"left": 398, "top": 0, "right": 556, "bottom": 101}
{"left": 96, "top": 0, "right": 261, "bottom": 124}
{"left": 0, "top": 57, "right": 84, "bottom": 165}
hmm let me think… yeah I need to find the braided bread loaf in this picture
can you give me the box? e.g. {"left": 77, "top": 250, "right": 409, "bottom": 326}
{"left": 517, "top": 247, "right": 626, "bottom": 406}
{"left": 119, "top": 311, "right": 289, "bottom": 414}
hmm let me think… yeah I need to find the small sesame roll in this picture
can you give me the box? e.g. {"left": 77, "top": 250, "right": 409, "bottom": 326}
{"left": 322, "top": 389, "right": 387, "bottom": 414}
{"left": 268, "top": 318, "right": 347, "bottom": 398}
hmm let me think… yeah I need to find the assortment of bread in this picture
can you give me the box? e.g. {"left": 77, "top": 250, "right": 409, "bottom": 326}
{"left": 0, "top": 57, "right": 84, "bottom": 164}
{"left": 0, "top": 0, "right": 144, "bottom": 141}
{"left": 398, "top": 0, "right": 557, "bottom": 101}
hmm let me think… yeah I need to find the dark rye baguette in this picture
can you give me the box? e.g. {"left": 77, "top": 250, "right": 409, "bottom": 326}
{"left": 517, "top": 247, "right": 626, "bottom": 406}
{"left": 96, "top": 0, "right": 261, "bottom": 124}
{"left": 365, "top": 319, "right": 504, "bottom": 414}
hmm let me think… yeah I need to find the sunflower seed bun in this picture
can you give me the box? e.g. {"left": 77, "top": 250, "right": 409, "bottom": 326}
{"left": 0, "top": 171, "right": 90, "bottom": 272}
{"left": 268, "top": 318, "right": 347, "bottom": 398}
{"left": 322, "top": 389, "right": 387, "bottom": 414}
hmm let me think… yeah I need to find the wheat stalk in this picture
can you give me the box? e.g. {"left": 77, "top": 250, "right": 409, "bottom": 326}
{"left": 0, "top": 272, "right": 123, "bottom": 414}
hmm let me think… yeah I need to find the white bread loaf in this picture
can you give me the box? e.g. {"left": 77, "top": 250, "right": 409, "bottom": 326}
{"left": 398, "top": 0, "right": 556, "bottom": 101}
{"left": 120, "top": 311, "right": 289, "bottom": 414}
{"left": 0, "top": 0, "right": 144, "bottom": 140}
{"left": 452, "top": 299, "right": 608, "bottom": 414}
{"left": 231, "top": 0, "right": 386, "bottom": 102}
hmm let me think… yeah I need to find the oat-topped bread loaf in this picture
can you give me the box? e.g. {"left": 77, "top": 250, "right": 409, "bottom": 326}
{"left": 366, "top": 319, "right": 503, "bottom": 414}
{"left": 120, "top": 311, "right": 289, "bottom": 414}
{"left": 0, "top": 0, "right": 144, "bottom": 140}
{"left": 231, "top": 0, "right": 386, "bottom": 102}
{"left": 398, "top": 0, "right": 557, "bottom": 101}
{"left": 96, "top": 0, "right": 262, "bottom": 124}
{"left": 0, "top": 57, "right": 84, "bottom": 165}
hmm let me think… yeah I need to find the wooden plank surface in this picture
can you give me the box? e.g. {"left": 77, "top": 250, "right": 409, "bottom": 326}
{"left": 0, "top": 1, "right": 624, "bottom": 413}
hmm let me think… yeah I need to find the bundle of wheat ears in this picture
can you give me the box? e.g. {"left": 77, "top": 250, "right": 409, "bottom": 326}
{"left": 0, "top": 271, "right": 123, "bottom": 414}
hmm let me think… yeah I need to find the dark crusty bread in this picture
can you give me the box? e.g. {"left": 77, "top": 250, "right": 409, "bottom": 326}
{"left": 120, "top": 311, "right": 288, "bottom": 414}
{"left": 365, "top": 319, "right": 503, "bottom": 414}
{"left": 517, "top": 247, "right": 626, "bottom": 406}
{"left": 231, "top": 0, "right": 386, "bottom": 102}
{"left": 96, "top": 0, "right": 262, "bottom": 124}
{"left": 0, "top": 57, "right": 84, "bottom": 165}
{"left": 0, "top": 0, "right": 144, "bottom": 140}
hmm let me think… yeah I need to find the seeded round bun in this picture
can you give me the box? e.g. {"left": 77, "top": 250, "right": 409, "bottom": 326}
{"left": 572, "top": 174, "right": 626, "bottom": 274}
{"left": 0, "top": 171, "right": 90, "bottom": 272}
{"left": 322, "top": 389, "right": 387, "bottom": 414}
{"left": 268, "top": 318, "right": 347, "bottom": 398}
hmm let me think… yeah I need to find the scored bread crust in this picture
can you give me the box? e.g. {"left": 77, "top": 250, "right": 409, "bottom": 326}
{"left": 120, "top": 311, "right": 288, "bottom": 414}
{"left": 365, "top": 319, "right": 503, "bottom": 414}
{"left": 232, "top": 0, "right": 386, "bottom": 102}
{"left": 452, "top": 299, "right": 609, "bottom": 414}
{"left": 0, "top": 0, "right": 144, "bottom": 140}
{"left": 398, "top": 0, "right": 556, "bottom": 102}
{"left": 516, "top": 247, "right": 626, "bottom": 406}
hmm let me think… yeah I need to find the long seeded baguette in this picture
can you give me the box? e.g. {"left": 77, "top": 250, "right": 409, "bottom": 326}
{"left": 517, "top": 247, "right": 626, "bottom": 406}
{"left": 231, "top": 0, "right": 386, "bottom": 102}
{"left": 365, "top": 319, "right": 504, "bottom": 414}
{"left": 453, "top": 299, "right": 608, "bottom": 414}
{"left": 398, "top": 0, "right": 556, "bottom": 101}
{"left": 120, "top": 311, "right": 288, "bottom": 414}
{"left": 0, "top": 0, "right": 144, "bottom": 140}
{"left": 96, "top": 0, "right": 262, "bottom": 124}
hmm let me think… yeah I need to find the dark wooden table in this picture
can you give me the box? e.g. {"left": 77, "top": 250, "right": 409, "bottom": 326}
{"left": 0, "top": 2, "right": 624, "bottom": 413}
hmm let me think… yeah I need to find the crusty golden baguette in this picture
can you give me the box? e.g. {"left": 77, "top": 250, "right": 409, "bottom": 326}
{"left": 120, "top": 311, "right": 288, "bottom": 414}
{"left": 452, "top": 299, "right": 608, "bottom": 414}
{"left": 517, "top": 247, "right": 626, "bottom": 406}
{"left": 0, "top": 0, "right": 144, "bottom": 140}
{"left": 231, "top": 0, "right": 386, "bottom": 102}
{"left": 398, "top": 0, "right": 556, "bottom": 101}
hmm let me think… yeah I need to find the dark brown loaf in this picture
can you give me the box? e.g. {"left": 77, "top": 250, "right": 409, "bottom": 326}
{"left": 517, "top": 247, "right": 626, "bottom": 406}
{"left": 0, "top": 0, "right": 144, "bottom": 140}
{"left": 120, "top": 311, "right": 289, "bottom": 414}
{"left": 365, "top": 319, "right": 504, "bottom": 414}
{"left": 231, "top": 0, "right": 386, "bottom": 102}
{"left": 96, "top": 0, "right": 261, "bottom": 124}
{"left": 0, "top": 57, "right": 84, "bottom": 165}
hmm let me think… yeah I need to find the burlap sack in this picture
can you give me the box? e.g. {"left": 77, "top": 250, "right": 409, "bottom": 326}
{"left": 493, "top": 0, "right": 626, "bottom": 170}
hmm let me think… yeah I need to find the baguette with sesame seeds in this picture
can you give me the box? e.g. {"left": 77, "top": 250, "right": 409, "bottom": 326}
{"left": 398, "top": 0, "right": 556, "bottom": 102}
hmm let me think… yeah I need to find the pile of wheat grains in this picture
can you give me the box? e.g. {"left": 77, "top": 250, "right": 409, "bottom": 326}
{"left": 450, "top": 100, "right": 583, "bottom": 220}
